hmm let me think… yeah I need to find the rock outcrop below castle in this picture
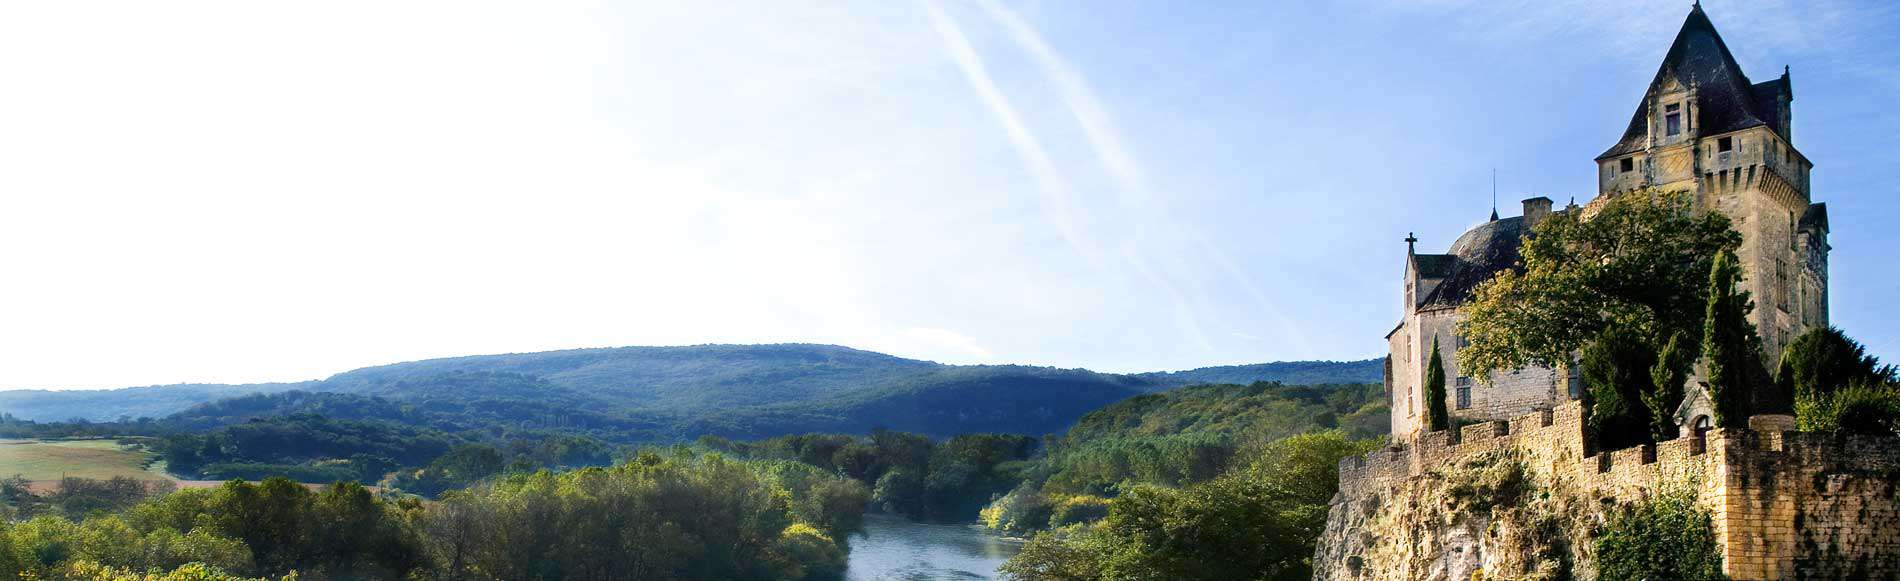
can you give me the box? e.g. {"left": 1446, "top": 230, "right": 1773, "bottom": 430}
{"left": 1312, "top": 401, "right": 1900, "bottom": 580}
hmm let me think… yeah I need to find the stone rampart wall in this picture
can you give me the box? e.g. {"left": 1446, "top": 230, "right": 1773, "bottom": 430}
{"left": 1321, "top": 400, "right": 1900, "bottom": 580}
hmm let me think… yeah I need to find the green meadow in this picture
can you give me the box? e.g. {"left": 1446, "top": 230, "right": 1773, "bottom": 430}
{"left": 0, "top": 438, "right": 168, "bottom": 483}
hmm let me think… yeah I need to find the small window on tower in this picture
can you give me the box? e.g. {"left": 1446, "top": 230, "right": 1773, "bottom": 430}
{"left": 1620, "top": 158, "right": 1634, "bottom": 173}
{"left": 1718, "top": 136, "right": 1733, "bottom": 152}
{"left": 1665, "top": 103, "right": 1681, "bottom": 136}
{"left": 1456, "top": 386, "right": 1470, "bottom": 410}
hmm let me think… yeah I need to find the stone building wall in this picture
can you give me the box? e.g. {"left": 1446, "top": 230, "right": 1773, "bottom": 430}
{"left": 1315, "top": 401, "right": 1900, "bottom": 580}
{"left": 1388, "top": 308, "right": 1572, "bottom": 438}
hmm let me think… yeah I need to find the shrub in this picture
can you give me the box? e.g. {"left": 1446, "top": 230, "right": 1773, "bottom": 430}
{"left": 980, "top": 486, "right": 1052, "bottom": 536}
{"left": 1796, "top": 382, "right": 1900, "bottom": 436}
{"left": 59, "top": 560, "right": 285, "bottom": 581}
{"left": 1048, "top": 495, "right": 1110, "bottom": 527}
{"left": 1595, "top": 492, "right": 1725, "bottom": 581}
{"left": 774, "top": 523, "right": 845, "bottom": 580}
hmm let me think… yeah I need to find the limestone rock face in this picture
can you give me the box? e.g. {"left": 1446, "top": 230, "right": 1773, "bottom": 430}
{"left": 1313, "top": 450, "right": 1587, "bottom": 581}
{"left": 1313, "top": 401, "right": 1900, "bottom": 580}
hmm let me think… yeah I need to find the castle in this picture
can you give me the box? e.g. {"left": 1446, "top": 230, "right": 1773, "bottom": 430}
{"left": 1314, "top": 6, "right": 1895, "bottom": 580}
{"left": 1384, "top": 2, "right": 1830, "bottom": 441}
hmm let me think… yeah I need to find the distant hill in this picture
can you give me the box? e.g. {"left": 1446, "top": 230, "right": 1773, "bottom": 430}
{"left": 0, "top": 344, "right": 1382, "bottom": 440}
{"left": 0, "top": 382, "right": 311, "bottom": 423}
{"left": 1134, "top": 360, "right": 1382, "bottom": 388}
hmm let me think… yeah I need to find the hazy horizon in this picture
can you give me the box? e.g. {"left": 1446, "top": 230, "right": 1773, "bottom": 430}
{"left": 3, "top": 0, "right": 1895, "bottom": 390}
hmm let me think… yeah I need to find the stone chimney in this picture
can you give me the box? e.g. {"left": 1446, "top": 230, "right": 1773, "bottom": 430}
{"left": 1522, "top": 196, "right": 1553, "bottom": 228}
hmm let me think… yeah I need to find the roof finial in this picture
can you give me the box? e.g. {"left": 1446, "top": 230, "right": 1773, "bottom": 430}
{"left": 1489, "top": 169, "right": 1499, "bottom": 221}
{"left": 1405, "top": 232, "right": 1418, "bottom": 254}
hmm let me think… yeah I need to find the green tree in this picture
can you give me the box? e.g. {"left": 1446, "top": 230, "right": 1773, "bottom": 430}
{"left": 1425, "top": 339, "right": 1449, "bottom": 432}
{"left": 1580, "top": 326, "right": 1657, "bottom": 450}
{"left": 1457, "top": 190, "right": 1738, "bottom": 380}
{"left": 1703, "top": 251, "right": 1766, "bottom": 428}
{"left": 1778, "top": 327, "right": 1895, "bottom": 404}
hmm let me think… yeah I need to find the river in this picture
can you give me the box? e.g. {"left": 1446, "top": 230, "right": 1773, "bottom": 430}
{"left": 844, "top": 513, "right": 1024, "bottom": 580}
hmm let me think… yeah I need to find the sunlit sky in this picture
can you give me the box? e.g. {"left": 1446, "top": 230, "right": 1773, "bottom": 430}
{"left": 2, "top": 0, "right": 1895, "bottom": 390}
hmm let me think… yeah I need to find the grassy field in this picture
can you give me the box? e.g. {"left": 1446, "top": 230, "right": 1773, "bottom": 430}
{"left": 0, "top": 438, "right": 170, "bottom": 483}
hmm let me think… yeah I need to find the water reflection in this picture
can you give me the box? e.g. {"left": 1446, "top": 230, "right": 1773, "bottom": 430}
{"left": 844, "top": 513, "right": 1024, "bottom": 580}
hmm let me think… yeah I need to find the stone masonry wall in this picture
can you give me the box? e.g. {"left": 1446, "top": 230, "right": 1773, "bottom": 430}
{"left": 1390, "top": 309, "right": 1573, "bottom": 442}
{"left": 1315, "top": 401, "right": 1900, "bottom": 580}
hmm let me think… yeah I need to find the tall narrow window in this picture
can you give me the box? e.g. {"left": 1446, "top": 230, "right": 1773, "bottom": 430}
{"left": 1665, "top": 103, "right": 1681, "bottom": 136}
{"left": 1456, "top": 386, "right": 1471, "bottom": 410}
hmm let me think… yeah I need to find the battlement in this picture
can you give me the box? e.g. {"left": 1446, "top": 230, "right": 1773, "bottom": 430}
{"left": 1329, "top": 400, "right": 1900, "bottom": 580}
{"left": 1337, "top": 401, "right": 1587, "bottom": 497}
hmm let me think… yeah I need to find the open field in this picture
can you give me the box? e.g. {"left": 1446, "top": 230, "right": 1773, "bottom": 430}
{"left": 0, "top": 439, "right": 371, "bottom": 493}
{"left": 0, "top": 438, "right": 171, "bottom": 488}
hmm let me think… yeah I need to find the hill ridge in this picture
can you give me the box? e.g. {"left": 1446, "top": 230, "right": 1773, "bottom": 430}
{"left": 0, "top": 344, "right": 1382, "bottom": 433}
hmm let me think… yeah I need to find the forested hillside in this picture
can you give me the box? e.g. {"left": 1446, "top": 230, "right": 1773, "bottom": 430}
{"left": 0, "top": 345, "right": 1380, "bottom": 433}
{"left": 985, "top": 381, "right": 1389, "bottom": 580}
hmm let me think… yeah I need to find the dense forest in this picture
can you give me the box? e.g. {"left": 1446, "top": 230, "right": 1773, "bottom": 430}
{"left": 974, "top": 382, "right": 1387, "bottom": 580}
{"left": 0, "top": 452, "right": 868, "bottom": 580}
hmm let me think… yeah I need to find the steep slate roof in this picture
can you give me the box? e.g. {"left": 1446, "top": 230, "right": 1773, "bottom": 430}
{"left": 1412, "top": 254, "right": 1455, "bottom": 279}
{"left": 1599, "top": 5, "right": 1784, "bottom": 160}
{"left": 1800, "top": 202, "right": 1828, "bottom": 232}
{"left": 1420, "top": 216, "right": 1527, "bottom": 309}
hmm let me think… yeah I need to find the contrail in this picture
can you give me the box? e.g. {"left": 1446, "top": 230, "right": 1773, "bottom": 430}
{"left": 975, "top": 0, "right": 1317, "bottom": 358}
{"left": 927, "top": 0, "right": 1215, "bottom": 351}
{"left": 918, "top": 0, "right": 1103, "bottom": 269}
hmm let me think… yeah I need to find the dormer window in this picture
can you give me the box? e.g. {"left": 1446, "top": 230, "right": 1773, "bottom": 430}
{"left": 1665, "top": 103, "right": 1681, "bottom": 136}
{"left": 1718, "top": 136, "right": 1733, "bottom": 153}
{"left": 1620, "top": 158, "right": 1634, "bottom": 173}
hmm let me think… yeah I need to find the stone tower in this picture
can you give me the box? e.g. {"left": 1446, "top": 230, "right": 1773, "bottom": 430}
{"left": 1593, "top": 3, "right": 1829, "bottom": 360}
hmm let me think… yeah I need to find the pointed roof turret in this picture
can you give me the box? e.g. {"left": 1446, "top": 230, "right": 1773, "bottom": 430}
{"left": 1598, "top": 4, "right": 1783, "bottom": 160}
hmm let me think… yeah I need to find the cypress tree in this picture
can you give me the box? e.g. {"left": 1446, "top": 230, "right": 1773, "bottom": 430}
{"left": 1646, "top": 333, "right": 1694, "bottom": 440}
{"left": 1703, "top": 251, "right": 1764, "bottom": 428}
{"left": 1426, "top": 338, "right": 1450, "bottom": 432}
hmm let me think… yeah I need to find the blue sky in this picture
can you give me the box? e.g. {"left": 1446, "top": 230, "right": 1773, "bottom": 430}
{"left": 0, "top": 0, "right": 1895, "bottom": 388}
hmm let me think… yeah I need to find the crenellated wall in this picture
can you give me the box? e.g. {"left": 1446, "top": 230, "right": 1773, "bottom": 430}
{"left": 1315, "top": 401, "right": 1900, "bottom": 580}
